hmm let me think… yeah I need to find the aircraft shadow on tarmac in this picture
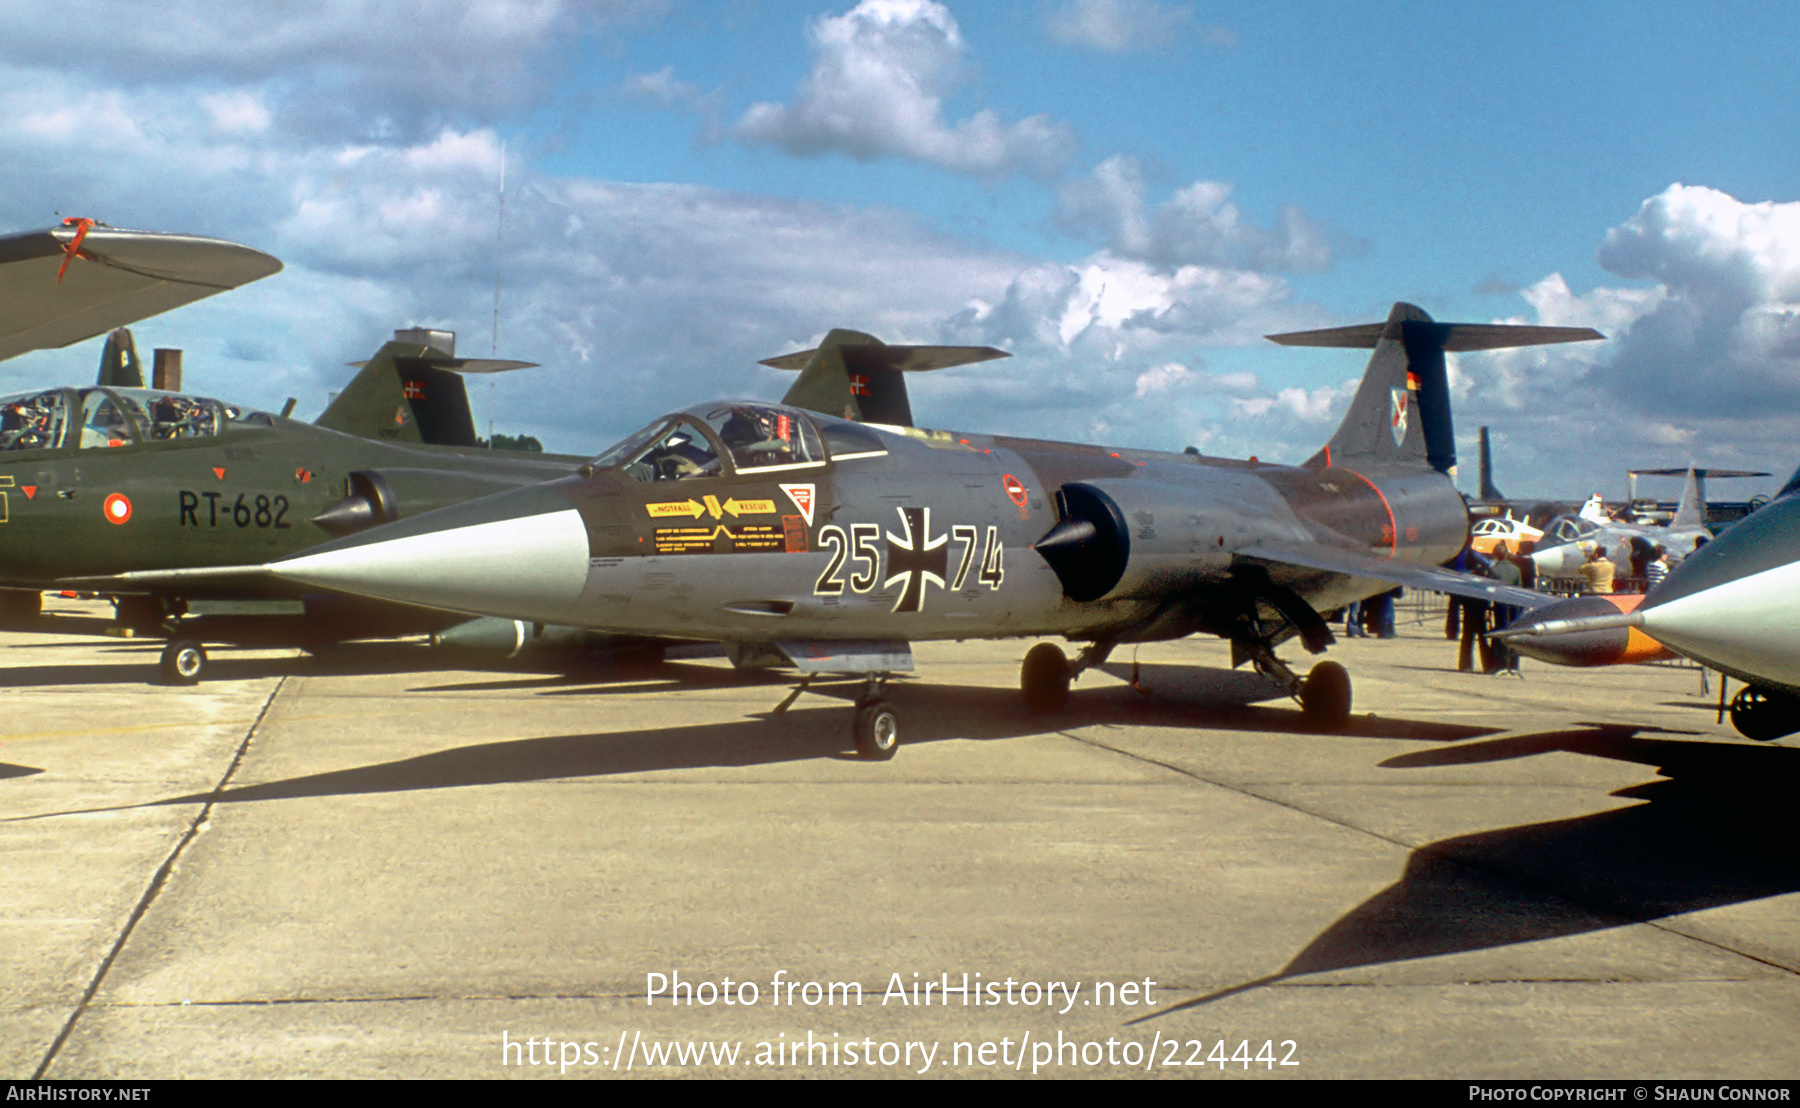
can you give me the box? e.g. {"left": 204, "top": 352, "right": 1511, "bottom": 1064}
{"left": 11, "top": 662, "right": 1498, "bottom": 822}
{"left": 1139, "top": 724, "right": 1800, "bottom": 1022}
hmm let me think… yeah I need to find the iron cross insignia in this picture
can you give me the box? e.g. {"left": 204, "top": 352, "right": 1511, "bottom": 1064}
{"left": 884, "top": 506, "right": 948, "bottom": 613}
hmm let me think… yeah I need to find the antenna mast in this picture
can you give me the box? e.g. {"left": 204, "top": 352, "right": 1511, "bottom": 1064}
{"left": 489, "top": 139, "right": 506, "bottom": 445}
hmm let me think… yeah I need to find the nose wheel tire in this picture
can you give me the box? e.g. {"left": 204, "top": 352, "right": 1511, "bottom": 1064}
{"left": 853, "top": 700, "right": 900, "bottom": 760}
{"left": 160, "top": 640, "right": 207, "bottom": 686}
{"left": 1730, "top": 685, "right": 1800, "bottom": 742}
{"left": 1299, "top": 660, "right": 1352, "bottom": 731}
{"left": 1021, "top": 643, "right": 1071, "bottom": 713}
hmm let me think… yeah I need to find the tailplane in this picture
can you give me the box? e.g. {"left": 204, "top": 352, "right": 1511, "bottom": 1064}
{"left": 764, "top": 329, "right": 1008, "bottom": 427}
{"left": 1270, "top": 303, "right": 1602, "bottom": 474}
{"left": 316, "top": 328, "right": 537, "bottom": 447}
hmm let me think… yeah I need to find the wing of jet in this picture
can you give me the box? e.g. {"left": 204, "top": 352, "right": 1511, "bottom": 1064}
{"left": 0, "top": 222, "right": 282, "bottom": 362}
{"left": 1239, "top": 541, "right": 1552, "bottom": 610}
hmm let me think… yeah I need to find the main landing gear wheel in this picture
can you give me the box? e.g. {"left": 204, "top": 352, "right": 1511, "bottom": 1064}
{"left": 853, "top": 700, "right": 900, "bottom": 760}
{"left": 1299, "top": 660, "right": 1352, "bottom": 731}
{"left": 160, "top": 639, "right": 207, "bottom": 686}
{"left": 1021, "top": 643, "right": 1071, "bottom": 713}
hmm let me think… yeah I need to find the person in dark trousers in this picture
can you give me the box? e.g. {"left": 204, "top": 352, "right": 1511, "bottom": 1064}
{"left": 1373, "top": 587, "right": 1400, "bottom": 639}
{"left": 1457, "top": 552, "right": 1494, "bottom": 672}
{"left": 1487, "top": 542, "right": 1523, "bottom": 675}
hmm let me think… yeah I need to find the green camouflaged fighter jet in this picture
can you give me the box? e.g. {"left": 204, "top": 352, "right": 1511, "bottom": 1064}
{"left": 0, "top": 222, "right": 598, "bottom": 681}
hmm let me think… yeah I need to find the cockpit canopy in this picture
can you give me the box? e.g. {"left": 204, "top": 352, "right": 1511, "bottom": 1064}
{"left": 1540, "top": 514, "right": 1602, "bottom": 546}
{"left": 588, "top": 401, "right": 888, "bottom": 482}
{"left": 0, "top": 386, "right": 275, "bottom": 453}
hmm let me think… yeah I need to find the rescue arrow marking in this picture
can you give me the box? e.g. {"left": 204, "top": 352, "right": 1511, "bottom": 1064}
{"left": 723, "top": 498, "right": 775, "bottom": 517}
{"left": 646, "top": 500, "right": 706, "bottom": 519}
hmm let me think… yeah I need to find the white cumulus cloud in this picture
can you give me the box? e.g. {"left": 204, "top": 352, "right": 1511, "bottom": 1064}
{"left": 1044, "top": 0, "right": 1229, "bottom": 53}
{"left": 1055, "top": 155, "right": 1342, "bottom": 272}
{"left": 733, "top": 0, "right": 1078, "bottom": 180}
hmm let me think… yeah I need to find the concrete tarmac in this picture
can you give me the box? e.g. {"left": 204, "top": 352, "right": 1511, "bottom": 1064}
{"left": 3, "top": 597, "right": 1797, "bottom": 1080}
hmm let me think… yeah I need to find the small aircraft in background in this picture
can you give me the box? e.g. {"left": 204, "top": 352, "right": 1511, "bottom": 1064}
{"left": 1526, "top": 468, "right": 1712, "bottom": 582}
{"left": 1499, "top": 466, "right": 1800, "bottom": 741}
{"left": 1468, "top": 512, "right": 1542, "bottom": 557}
{"left": 93, "top": 304, "right": 1597, "bottom": 756}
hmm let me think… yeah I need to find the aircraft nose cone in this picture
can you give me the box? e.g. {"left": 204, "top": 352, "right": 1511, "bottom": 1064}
{"left": 268, "top": 486, "right": 590, "bottom": 624}
{"left": 1503, "top": 594, "right": 1669, "bottom": 667}
{"left": 1634, "top": 494, "right": 1800, "bottom": 686}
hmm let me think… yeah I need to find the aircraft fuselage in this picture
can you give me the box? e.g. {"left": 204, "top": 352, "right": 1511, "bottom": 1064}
{"left": 273, "top": 407, "right": 1469, "bottom": 650}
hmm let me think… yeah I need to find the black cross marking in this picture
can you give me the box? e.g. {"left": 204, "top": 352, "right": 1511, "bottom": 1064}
{"left": 884, "top": 506, "right": 948, "bottom": 613}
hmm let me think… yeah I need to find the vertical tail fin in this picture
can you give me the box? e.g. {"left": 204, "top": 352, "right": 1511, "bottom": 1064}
{"left": 315, "top": 328, "right": 537, "bottom": 446}
{"left": 763, "top": 330, "right": 1008, "bottom": 427}
{"left": 1670, "top": 466, "right": 1705, "bottom": 529}
{"left": 95, "top": 327, "right": 143, "bottom": 388}
{"left": 1478, "top": 426, "right": 1505, "bottom": 500}
{"left": 1269, "top": 304, "right": 1602, "bottom": 474}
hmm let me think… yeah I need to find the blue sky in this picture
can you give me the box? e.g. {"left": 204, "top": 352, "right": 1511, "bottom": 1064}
{"left": 1, "top": 0, "right": 1796, "bottom": 500}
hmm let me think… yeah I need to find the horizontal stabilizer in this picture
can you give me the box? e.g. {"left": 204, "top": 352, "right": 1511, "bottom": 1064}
{"left": 1267, "top": 321, "right": 1603, "bottom": 351}
{"left": 346, "top": 356, "right": 538, "bottom": 374}
{"left": 760, "top": 344, "right": 1006, "bottom": 372}
{"left": 0, "top": 224, "right": 282, "bottom": 362}
{"left": 1628, "top": 467, "right": 1770, "bottom": 479}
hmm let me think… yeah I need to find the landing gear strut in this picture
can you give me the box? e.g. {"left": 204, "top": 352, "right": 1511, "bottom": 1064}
{"left": 1244, "top": 639, "right": 1353, "bottom": 731}
{"left": 776, "top": 672, "right": 903, "bottom": 760}
{"left": 852, "top": 674, "right": 898, "bottom": 760}
{"left": 1020, "top": 641, "right": 1113, "bottom": 713}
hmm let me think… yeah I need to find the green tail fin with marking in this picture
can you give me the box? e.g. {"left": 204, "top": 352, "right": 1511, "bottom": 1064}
{"left": 765, "top": 330, "right": 1008, "bottom": 427}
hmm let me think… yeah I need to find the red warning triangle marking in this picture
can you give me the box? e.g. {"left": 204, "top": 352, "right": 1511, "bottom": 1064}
{"left": 213, "top": 467, "right": 226, "bottom": 480}
{"left": 21, "top": 486, "right": 35, "bottom": 499}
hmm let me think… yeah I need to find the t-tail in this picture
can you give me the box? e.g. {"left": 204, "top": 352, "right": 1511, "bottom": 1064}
{"left": 1268, "top": 303, "right": 1602, "bottom": 474}
{"left": 764, "top": 329, "right": 1008, "bottom": 427}
{"left": 315, "top": 327, "right": 538, "bottom": 447}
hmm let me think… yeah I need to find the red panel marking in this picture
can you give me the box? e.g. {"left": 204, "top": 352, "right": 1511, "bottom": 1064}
{"left": 1338, "top": 468, "right": 1397, "bottom": 557}
{"left": 213, "top": 467, "right": 226, "bottom": 480}
{"left": 55, "top": 217, "right": 96, "bottom": 284}
{"left": 1002, "top": 474, "right": 1029, "bottom": 507}
{"left": 21, "top": 486, "right": 34, "bottom": 499}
